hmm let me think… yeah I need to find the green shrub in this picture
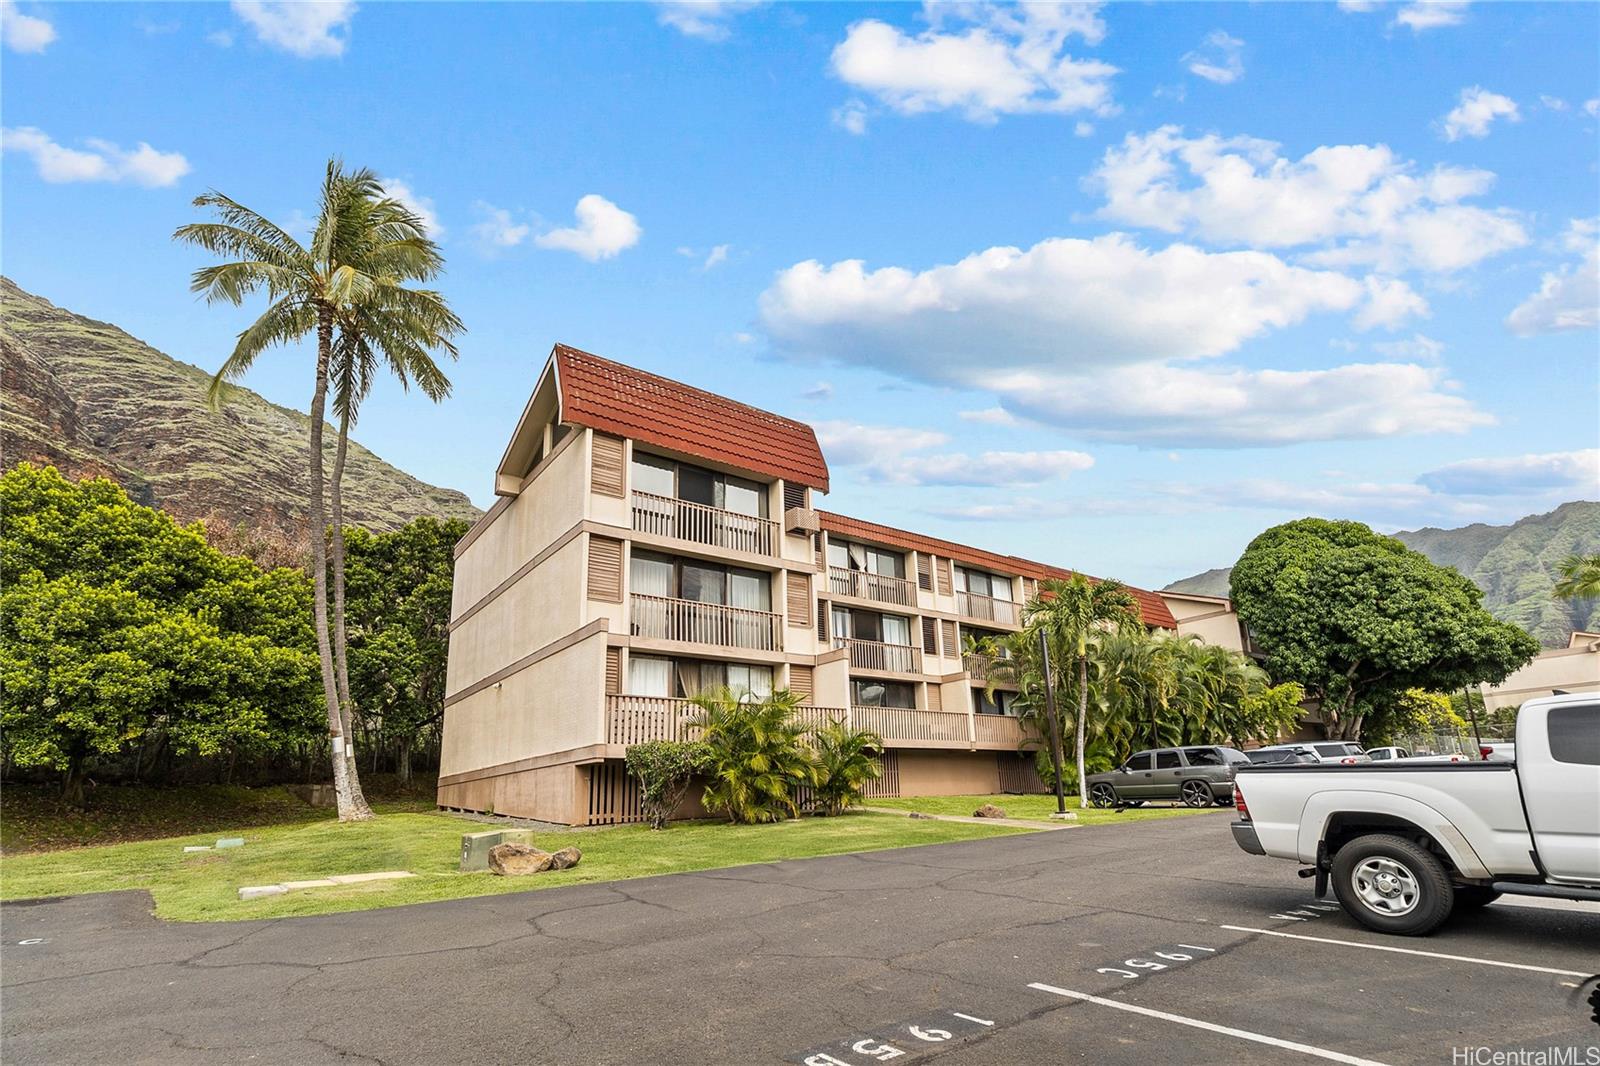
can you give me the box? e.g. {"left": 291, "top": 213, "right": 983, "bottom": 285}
{"left": 690, "top": 688, "right": 815, "bottom": 824}
{"left": 624, "top": 739, "right": 712, "bottom": 830}
{"left": 811, "top": 720, "right": 883, "bottom": 816}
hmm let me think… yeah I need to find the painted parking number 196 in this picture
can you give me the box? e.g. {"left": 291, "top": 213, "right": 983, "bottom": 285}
{"left": 1097, "top": 944, "right": 1216, "bottom": 980}
{"left": 800, "top": 1013, "right": 994, "bottom": 1065}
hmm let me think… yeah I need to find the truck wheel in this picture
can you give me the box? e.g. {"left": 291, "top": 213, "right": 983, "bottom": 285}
{"left": 1330, "top": 834, "right": 1454, "bottom": 936}
{"left": 1452, "top": 885, "right": 1501, "bottom": 911}
{"left": 1181, "top": 780, "right": 1213, "bottom": 808}
{"left": 1089, "top": 783, "right": 1118, "bottom": 808}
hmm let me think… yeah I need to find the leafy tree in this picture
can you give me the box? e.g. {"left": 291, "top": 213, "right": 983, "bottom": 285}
{"left": 689, "top": 688, "right": 816, "bottom": 824}
{"left": 0, "top": 464, "right": 320, "bottom": 804}
{"left": 1553, "top": 553, "right": 1600, "bottom": 601}
{"left": 810, "top": 720, "right": 883, "bottom": 816}
{"left": 341, "top": 517, "right": 467, "bottom": 782}
{"left": 1366, "top": 688, "right": 1468, "bottom": 747}
{"left": 624, "top": 740, "right": 713, "bottom": 830}
{"left": 1232, "top": 518, "right": 1540, "bottom": 741}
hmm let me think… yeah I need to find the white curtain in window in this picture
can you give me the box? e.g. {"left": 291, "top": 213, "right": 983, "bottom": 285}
{"left": 631, "top": 455, "right": 676, "bottom": 497}
{"left": 991, "top": 575, "right": 1013, "bottom": 601}
{"left": 723, "top": 478, "right": 764, "bottom": 518}
{"left": 627, "top": 655, "right": 672, "bottom": 697}
{"left": 630, "top": 554, "right": 674, "bottom": 598}
{"left": 728, "top": 570, "right": 769, "bottom": 611}
{"left": 881, "top": 614, "right": 911, "bottom": 647}
{"left": 727, "top": 663, "right": 773, "bottom": 699}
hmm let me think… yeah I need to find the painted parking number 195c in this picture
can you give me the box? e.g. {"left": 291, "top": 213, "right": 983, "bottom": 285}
{"left": 1097, "top": 944, "right": 1216, "bottom": 980}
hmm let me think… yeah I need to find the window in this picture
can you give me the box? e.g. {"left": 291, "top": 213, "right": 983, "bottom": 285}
{"left": 1313, "top": 743, "right": 1359, "bottom": 758}
{"left": 631, "top": 453, "right": 676, "bottom": 497}
{"left": 1125, "top": 752, "right": 1154, "bottom": 771}
{"left": 957, "top": 567, "right": 1013, "bottom": 601}
{"left": 852, "top": 680, "right": 916, "bottom": 708}
{"left": 631, "top": 550, "right": 770, "bottom": 611}
{"left": 828, "top": 540, "right": 906, "bottom": 579}
{"left": 630, "top": 453, "right": 767, "bottom": 517}
{"left": 1182, "top": 747, "right": 1224, "bottom": 767}
{"left": 628, "top": 656, "right": 772, "bottom": 698}
{"left": 974, "top": 689, "right": 1019, "bottom": 716}
{"left": 1549, "top": 703, "right": 1600, "bottom": 765}
{"left": 1155, "top": 751, "right": 1181, "bottom": 769}
{"left": 627, "top": 655, "right": 672, "bottom": 696}
{"left": 832, "top": 607, "right": 913, "bottom": 645}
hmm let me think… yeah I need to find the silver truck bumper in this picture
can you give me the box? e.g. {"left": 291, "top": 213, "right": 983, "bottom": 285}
{"left": 1231, "top": 820, "right": 1265, "bottom": 855}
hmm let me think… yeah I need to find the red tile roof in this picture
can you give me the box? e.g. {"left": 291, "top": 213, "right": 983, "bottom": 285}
{"left": 817, "top": 510, "right": 1176, "bottom": 629}
{"left": 553, "top": 344, "right": 829, "bottom": 491}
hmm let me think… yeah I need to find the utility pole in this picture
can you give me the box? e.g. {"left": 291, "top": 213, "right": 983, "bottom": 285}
{"left": 1038, "top": 626, "right": 1067, "bottom": 815}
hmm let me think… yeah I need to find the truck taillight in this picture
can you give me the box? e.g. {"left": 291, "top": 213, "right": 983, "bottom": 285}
{"left": 1479, "top": 746, "right": 1493, "bottom": 759}
{"left": 1234, "top": 784, "right": 1250, "bottom": 821}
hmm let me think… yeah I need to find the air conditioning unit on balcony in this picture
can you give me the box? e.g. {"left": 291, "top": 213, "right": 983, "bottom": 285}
{"left": 784, "top": 507, "right": 820, "bottom": 535}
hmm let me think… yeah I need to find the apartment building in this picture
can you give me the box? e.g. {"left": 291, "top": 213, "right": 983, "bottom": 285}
{"left": 437, "top": 345, "right": 1177, "bottom": 825}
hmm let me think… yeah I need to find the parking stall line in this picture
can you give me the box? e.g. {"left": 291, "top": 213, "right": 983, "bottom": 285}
{"left": 1219, "top": 925, "right": 1591, "bottom": 977}
{"left": 1026, "top": 983, "right": 1394, "bottom": 1066}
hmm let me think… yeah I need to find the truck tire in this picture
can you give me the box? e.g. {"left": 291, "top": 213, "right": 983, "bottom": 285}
{"left": 1451, "top": 885, "right": 1501, "bottom": 911}
{"left": 1330, "top": 834, "right": 1454, "bottom": 936}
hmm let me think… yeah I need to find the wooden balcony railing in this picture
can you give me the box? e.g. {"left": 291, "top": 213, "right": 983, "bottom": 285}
{"left": 834, "top": 637, "right": 921, "bottom": 674}
{"left": 957, "top": 590, "right": 1020, "bottom": 626}
{"left": 852, "top": 706, "right": 971, "bottom": 746}
{"left": 630, "top": 594, "right": 782, "bottom": 651}
{"left": 972, "top": 714, "right": 1032, "bottom": 746}
{"left": 605, "top": 696, "right": 848, "bottom": 745}
{"left": 631, "top": 491, "right": 777, "bottom": 557}
{"left": 827, "top": 566, "right": 916, "bottom": 606}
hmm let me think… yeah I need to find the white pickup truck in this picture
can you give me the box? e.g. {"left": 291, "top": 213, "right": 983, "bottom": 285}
{"left": 1231, "top": 693, "right": 1600, "bottom": 935}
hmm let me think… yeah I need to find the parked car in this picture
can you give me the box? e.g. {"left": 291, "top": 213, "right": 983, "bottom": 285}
{"left": 1231, "top": 693, "right": 1600, "bottom": 935}
{"left": 1479, "top": 741, "right": 1516, "bottom": 763}
{"left": 1367, "top": 746, "right": 1470, "bottom": 763}
{"left": 1245, "top": 746, "right": 1318, "bottom": 766}
{"left": 1252, "top": 741, "right": 1371, "bottom": 764}
{"left": 1085, "top": 745, "right": 1250, "bottom": 808}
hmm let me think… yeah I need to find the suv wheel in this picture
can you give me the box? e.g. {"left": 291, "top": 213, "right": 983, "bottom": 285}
{"left": 1089, "top": 783, "right": 1118, "bottom": 808}
{"left": 1180, "top": 780, "right": 1213, "bottom": 808}
{"left": 1331, "top": 834, "right": 1454, "bottom": 936}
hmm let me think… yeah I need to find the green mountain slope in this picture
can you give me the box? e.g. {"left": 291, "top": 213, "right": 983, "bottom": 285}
{"left": 1, "top": 277, "right": 480, "bottom": 539}
{"left": 1163, "top": 502, "right": 1600, "bottom": 647}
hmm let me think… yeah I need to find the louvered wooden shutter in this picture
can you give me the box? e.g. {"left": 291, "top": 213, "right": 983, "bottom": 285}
{"left": 940, "top": 620, "right": 957, "bottom": 658}
{"left": 587, "top": 536, "right": 623, "bottom": 602}
{"left": 926, "top": 684, "right": 942, "bottom": 712}
{"left": 789, "top": 664, "right": 813, "bottom": 702}
{"left": 917, "top": 553, "right": 933, "bottom": 591}
{"left": 786, "top": 572, "right": 811, "bottom": 628}
{"left": 605, "top": 648, "right": 622, "bottom": 695}
{"left": 1022, "top": 576, "right": 1037, "bottom": 603}
{"left": 591, "top": 433, "right": 625, "bottom": 498}
{"left": 816, "top": 599, "right": 828, "bottom": 642}
{"left": 936, "top": 557, "right": 953, "bottom": 597}
{"left": 783, "top": 482, "right": 806, "bottom": 513}
{"left": 921, "top": 616, "right": 938, "bottom": 654}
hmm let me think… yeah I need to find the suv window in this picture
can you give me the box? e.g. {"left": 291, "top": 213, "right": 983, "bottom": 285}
{"left": 1182, "top": 747, "right": 1224, "bottom": 766}
{"left": 1549, "top": 704, "right": 1600, "bottom": 766}
{"left": 1313, "top": 743, "right": 1357, "bottom": 757}
{"left": 1155, "top": 751, "right": 1181, "bottom": 769}
{"left": 1246, "top": 749, "right": 1290, "bottom": 764}
{"left": 1125, "top": 752, "right": 1154, "bottom": 771}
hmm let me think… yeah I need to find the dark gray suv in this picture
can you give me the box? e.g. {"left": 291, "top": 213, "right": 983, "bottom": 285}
{"left": 1085, "top": 745, "right": 1250, "bottom": 808}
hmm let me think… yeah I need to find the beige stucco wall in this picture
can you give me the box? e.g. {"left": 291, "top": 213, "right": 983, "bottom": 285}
{"left": 897, "top": 750, "right": 1001, "bottom": 796}
{"left": 1480, "top": 641, "right": 1600, "bottom": 710}
{"left": 446, "top": 536, "right": 587, "bottom": 697}
{"left": 1160, "top": 594, "right": 1247, "bottom": 653}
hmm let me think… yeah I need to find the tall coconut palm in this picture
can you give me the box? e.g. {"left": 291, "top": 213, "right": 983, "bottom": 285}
{"left": 1553, "top": 554, "right": 1600, "bottom": 601}
{"left": 173, "top": 161, "right": 413, "bottom": 821}
{"left": 1025, "top": 576, "right": 1141, "bottom": 807}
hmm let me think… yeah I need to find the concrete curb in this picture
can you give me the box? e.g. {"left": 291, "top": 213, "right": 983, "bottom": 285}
{"left": 239, "top": 871, "right": 413, "bottom": 901}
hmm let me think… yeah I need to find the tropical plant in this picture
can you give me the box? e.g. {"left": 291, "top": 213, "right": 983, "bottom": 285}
{"left": 624, "top": 739, "right": 713, "bottom": 830}
{"left": 1024, "top": 576, "right": 1141, "bottom": 808}
{"left": 1232, "top": 518, "right": 1540, "bottom": 741}
{"left": 1365, "top": 688, "right": 1469, "bottom": 747}
{"left": 811, "top": 720, "right": 884, "bottom": 816}
{"left": 1553, "top": 553, "right": 1600, "bottom": 601}
{"left": 173, "top": 160, "right": 449, "bottom": 820}
{"left": 688, "top": 688, "right": 816, "bottom": 824}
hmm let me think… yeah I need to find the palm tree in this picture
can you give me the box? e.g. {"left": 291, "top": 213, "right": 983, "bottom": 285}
{"left": 1025, "top": 576, "right": 1141, "bottom": 807}
{"left": 173, "top": 160, "right": 402, "bottom": 821}
{"left": 811, "top": 719, "right": 884, "bottom": 816}
{"left": 1553, "top": 554, "right": 1600, "bottom": 601}
{"left": 688, "top": 687, "right": 816, "bottom": 823}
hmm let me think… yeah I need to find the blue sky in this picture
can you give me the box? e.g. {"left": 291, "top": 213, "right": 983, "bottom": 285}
{"left": 4, "top": 0, "right": 1597, "bottom": 588}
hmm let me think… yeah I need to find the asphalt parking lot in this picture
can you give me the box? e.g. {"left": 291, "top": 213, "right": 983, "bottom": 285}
{"left": 3, "top": 812, "right": 1596, "bottom": 1065}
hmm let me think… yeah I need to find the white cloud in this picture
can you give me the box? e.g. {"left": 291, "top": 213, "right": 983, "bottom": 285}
{"left": 830, "top": 2, "right": 1116, "bottom": 124}
{"left": 1074, "top": 121, "right": 1095, "bottom": 137}
{"left": 872, "top": 449, "right": 1095, "bottom": 487}
{"left": 988, "top": 361, "right": 1490, "bottom": 448}
{"left": 1586, "top": 100, "right": 1600, "bottom": 118}
{"left": 534, "top": 194, "right": 641, "bottom": 261}
{"left": 832, "top": 100, "right": 870, "bottom": 136}
{"left": 231, "top": 1, "right": 355, "bottom": 58}
{"left": 379, "top": 177, "right": 443, "bottom": 238}
{"left": 958, "top": 407, "right": 1020, "bottom": 426}
{"left": 1183, "top": 30, "right": 1243, "bottom": 85}
{"left": 1418, "top": 449, "right": 1600, "bottom": 497}
{"left": 1372, "top": 333, "right": 1445, "bottom": 362}
{"left": 1, "top": 0, "right": 54, "bottom": 52}
{"left": 1441, "top": 86, "right": 1519, "bottom": 141}
{"left": 702, "top": 244, "right": 730, "bottom": 270}
{"left": 1336, "top": 0, "right": 1381, "bottom": 11}
{"left": 470, "top": 202, "right": 532, "bottom": 249}
{"left": 655, "top": 1, "right": 761, "bottom": 41}
{"left": 1393, "top": 1, "right": 1469, "bottom": 31}
{"left": 1539, "top": 95, "right": 1569, "bottom": 113}
{"left": 800, "top": 381, "right": 833, "bottom": 401}
{"left": 1, "top": 127, "right": 190, "bottom": 187}
{"left": 1088, "top": 126, "right": 1527, "bottom": 273}
{"left": 1505, "top": 218, "right": 1599, "bottom": 335}
{"left": 207, "top": 29, "right": 235, "bottom": 47}
{"left": 811, "top": 420, "right": 947, "bottom": 466}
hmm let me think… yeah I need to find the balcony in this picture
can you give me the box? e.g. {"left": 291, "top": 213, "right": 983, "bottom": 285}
{"left": 972, "top": 714, "right": 1031, "bottom": 747}
{"left": 828, "top": 566, "right": 916, "bottom": 607}
{"left": 631, "top": 491, "right": 778, "bottom": 557}
{"left": 835, "top": 637, "right": 921, "bottom": 674}
{"left": 630, "top": 594, "right": 782, "bottom": 652}
{"left": 605, "top": 695, "right": 848, "bottom": 745}
{"left": 957, "top": 591, "right": 1020, "bottom": 626}
{"left": 851, "top": 706, "right": 971, "bottom": 748}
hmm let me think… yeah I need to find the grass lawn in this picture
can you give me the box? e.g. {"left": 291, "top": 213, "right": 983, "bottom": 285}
{"left": 870, "top": 793, "right": 1227, "bottom": 825}
{"left": 0, "top": 809, "right": 1034, "bottom": 922}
